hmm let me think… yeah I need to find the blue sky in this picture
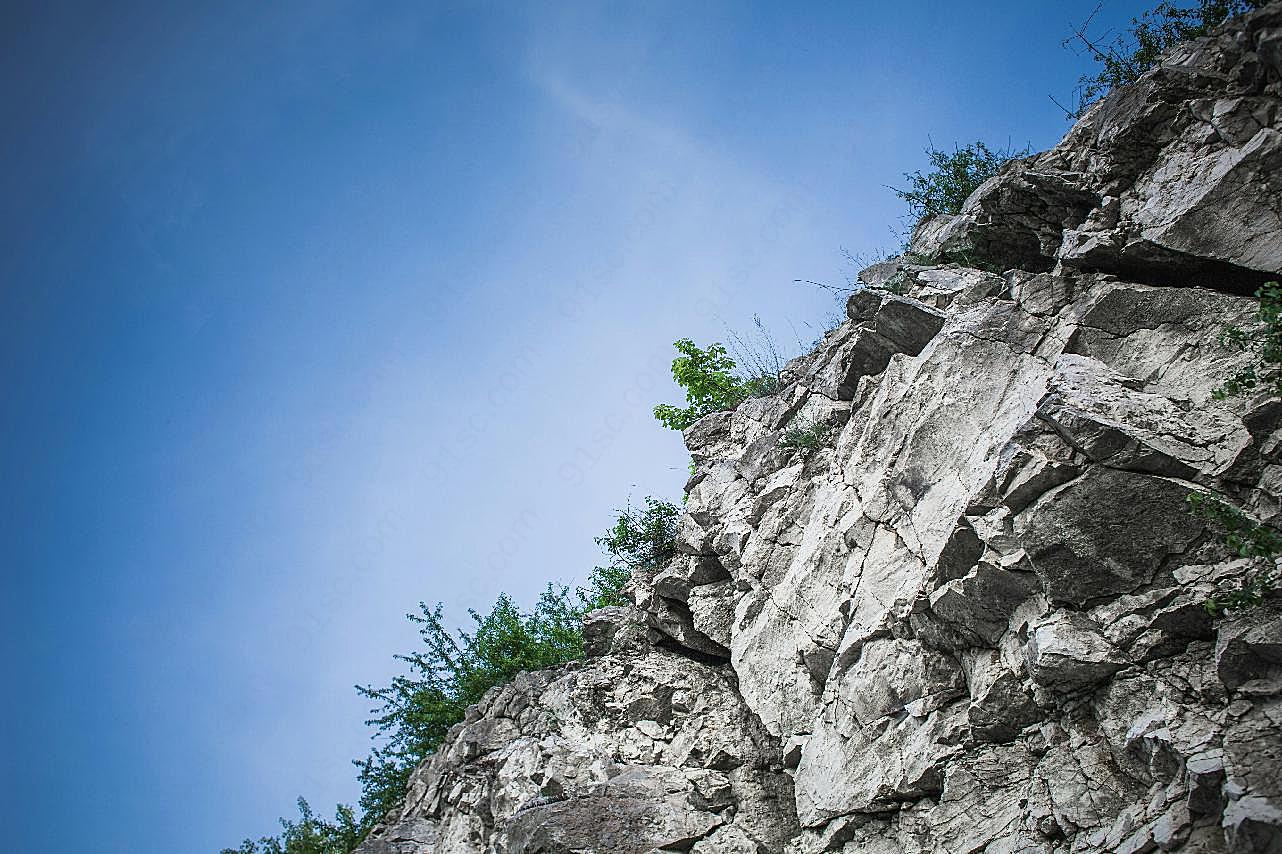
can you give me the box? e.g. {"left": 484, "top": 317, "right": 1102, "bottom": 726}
{"left": 1, "top": 1, "right": 1151, "bottom": 851}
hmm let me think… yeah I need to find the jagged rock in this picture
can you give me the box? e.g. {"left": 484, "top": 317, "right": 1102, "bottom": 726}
{"left": 356, "top": 610, "right": 796, "bottom": 853}
{"left": 1025, "top": 612, "right": 1124, "bottom": 689}
{"left": 908, "top": 3, "right": 1282, "bottom": 290}
{"left": 1215, "top": 604, "right": 1282, "bottom": 691}
{"left": 1016, "top": 467, "right": 1206, "bottom": 607}
{"left": 503, "top": 771, "right": 723, "bottom": 854}
{"left": 1223, "top": 696, "right": 1282, "bottom": 848}
{"left": 356, "top": 819, "right": 438, "bottom": 854}
{"left": 582, "top": 605, "right": 648, "bottom": 657}
{"left": 925, "top": 561, "right": 1039, "bottom": 646}
{"left": 1037, "top": 353, "right": 1252, "bottom": 478}
{"left": 688, "top": 581, "right": 737, "bottom": 649}
{"left": 965, "top": 653, "right": 1040, "bottom": 743}
{"left": 358, "top": 7, "right": 1282, "bottom": 852}
{"left": 786, "top": 290, "right": 945, "bottom": 401}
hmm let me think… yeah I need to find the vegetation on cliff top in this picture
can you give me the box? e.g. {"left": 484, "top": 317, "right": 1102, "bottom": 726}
{"left": 223, "top": 498, "right": 678, "bottom": 854}
{"left": 222, "top": 801, "right": 362, "bottom": 854}
{"left": 892, "top": 140, "right": 1029, "bottom": 227}
{"left": 1066, "top": 0, "right": 1266, "bottom": 114}
{"left": 652, "top": 338, "right": 779, "bottom": 430}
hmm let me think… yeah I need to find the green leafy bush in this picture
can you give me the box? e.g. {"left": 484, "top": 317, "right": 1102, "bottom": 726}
{"left": 1068, "top": 1, "right": 1264, "bottom": 112}
{"left": 893, "top": 141, "right": 1029, "bottom": 226}
{"left": 653, "top": 339, "right": 776, "bottom": 430}
{"left": 594, "top": 496, "right": 680, "bottom": 575}
{"left": 221, "top": 799, "right": 361, "bottom": 854}
{"left": 1214, "top": 282, "right": 1282, "bottom": 399}
{"left": 579, "top": 497, "right": 679, "bottom": 607}
{"left": 354, "top": 497, "right": 676, "bottom": 818}
{"left": 229, "top": 497, "right": 675, "bottom": 852}
{"left": 354, "top": 586, "right": 589, "bottom": 821}
{"left": 1186, "top": 281, "right": 1282, "bottom": 616}
{"left": 1187, "top": 493, "right": 1280, "bottom": 615}
{"left": 780, "top": 417, "right": 832, "bottom": 455}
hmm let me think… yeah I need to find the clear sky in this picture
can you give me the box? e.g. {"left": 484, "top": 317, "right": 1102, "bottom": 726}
{"left": 2, "top": 1, "right": 1151, "bottom": 851}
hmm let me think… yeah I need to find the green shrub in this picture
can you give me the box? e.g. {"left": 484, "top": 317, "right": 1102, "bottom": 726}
{"left": 780, "top": 417, "right": 832, "bottom": 455}
{"left": 893, "top": 141, "right": 1029, "bottom": 226}
{"left": 1186, "top": 283, "right": 1282, "bottom": 616}
{"left": 594, "top": 496, "right": 680, "bottom": 574}
{"left": 653, "top": 339, "right": 770, "bottom": 430}
{"left": 579, "top": 563, "right": 632, "bottom": 608}
{"left": 230, "top": 497, "right": 674, "bottom": 851}
{"left": 221, "top": 799, "right": 361, "bottom": 854}
{"left": 353, "top": 497, "right": 676, "bottom": 817}
{"left": 1214, "top": 282, "right": 1282, "bottom": 399}
{"left": 354, "top": 585, "right": 590, "bottom": 822}
{"left": 1068, "top": 1, "right": 1265, "bottom": 112}
{"left": 582, "top": 496, "right": 679, "bottom": 603}
{"left": 1187, "top": 493, "right": 1280, "bottom": 615}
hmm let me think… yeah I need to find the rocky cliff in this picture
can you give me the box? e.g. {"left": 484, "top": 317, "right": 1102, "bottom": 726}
{"left": 357, "top": 6, "right": 1282, "bottom": 853}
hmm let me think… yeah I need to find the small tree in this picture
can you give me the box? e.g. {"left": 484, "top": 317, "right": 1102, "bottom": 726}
{"left": 893, "top": 141, "right": 1029, "bottom": 227}
{"left": 220, "top": 799, "right": 362, "bottom": 854}
{"left": 653, "top": 339, "right": 750, "bottom": 430}
{"left": 354, "top": 587, "right": 586, "bottom": 822}
{"left": 580, "top": 496, "right": 680, "bottom": 605}
{"left": 348, "top": 496, "right": 677, "bottom": 828}
{"left": 596, "top": 497, "right": 680, "bottom": 568}
{"left": 578, "top": 563, "right": 632, "bottom": 609}
{"left": 227, "top": 494, "right": 677, "bottom": 853}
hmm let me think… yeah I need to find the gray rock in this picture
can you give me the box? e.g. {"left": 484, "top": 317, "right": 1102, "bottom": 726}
{"left": 926, "top": 561, "right": 1039, "bottom": 646}
{"left": 1216, "top": 604, "right": 1282, "bottom": 691}
{"left": 966, "top": 664, "right": 1040, "bottom": 744}
{"left": 1016, "top": 467, "right": 1205, "bottom": 607}
{"left": 582, "top": 605, "right": 647, "bottom": 657}
{"left": 1025, "top": 612, "right": 1124, "bottom": 689}
{"left": 783, "top": 290, "right": 946, "bottom": 400}
{"left": 356, "top": 613, "right": 796, "bottom": 853}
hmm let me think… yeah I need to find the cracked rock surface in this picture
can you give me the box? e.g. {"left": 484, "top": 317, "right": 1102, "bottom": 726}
{"left": 358, "top": 7, "right": 1282, "bottom": 852}
{"left": 357, "top": 607, "right": 796, "bottom": 854}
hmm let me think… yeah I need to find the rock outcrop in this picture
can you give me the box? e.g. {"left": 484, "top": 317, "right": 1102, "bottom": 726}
{"left": 358, "top": 6, "right": 1282, "bottom": 852}
{"left": 357, "top": 608, "right": 798, "bottom": 854}
{"left": 911, "top": 2, "right": 1282, "bottom": 290}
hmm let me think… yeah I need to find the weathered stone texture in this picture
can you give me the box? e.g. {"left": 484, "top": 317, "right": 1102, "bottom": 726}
{"left": 359, "top": 606, "right": 797, "bottom": 854}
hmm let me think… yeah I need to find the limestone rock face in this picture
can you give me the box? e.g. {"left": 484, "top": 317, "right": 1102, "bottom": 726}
{"left": 909, "top": 3, "right": 1282, "bottom": 291}
{"left": 358, "top": 606, "right": 797, "bottom": 854}
{"left": 358, "top": 7, "right": 1282, "bottom": 853}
